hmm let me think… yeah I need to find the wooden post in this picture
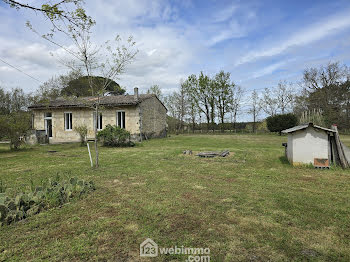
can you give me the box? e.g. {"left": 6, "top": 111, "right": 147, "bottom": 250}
{"left": 87, "top": 143, "right": 93, "bottom": 168}
{"left": 332, "top": 125, "right": 349, "bottom": 169}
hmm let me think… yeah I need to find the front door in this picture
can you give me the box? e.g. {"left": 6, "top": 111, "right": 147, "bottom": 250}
{"left": 45, "top": 119, "right": 52, "bottom": 138}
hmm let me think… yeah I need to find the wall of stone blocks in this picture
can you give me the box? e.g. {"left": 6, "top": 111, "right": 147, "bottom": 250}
{"left": 139, "top": 96, "right": 167, "bottom": 138}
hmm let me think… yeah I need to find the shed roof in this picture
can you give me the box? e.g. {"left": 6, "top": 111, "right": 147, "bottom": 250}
{"left": 28, "top": 94, "right": 159, "bottom": 109}
{"left": 282, "top": 123, "right": 336, "bottom": 134}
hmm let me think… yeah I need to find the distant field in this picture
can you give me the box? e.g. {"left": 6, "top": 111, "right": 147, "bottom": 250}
{"left": 1, "top": 134, "right": 350, "bottom": 261}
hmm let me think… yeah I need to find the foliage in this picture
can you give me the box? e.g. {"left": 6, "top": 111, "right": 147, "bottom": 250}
{"left": 97, "top": 124, "right": 133, "bottom": 147}
{"left": 295, "top": 62, "right": 350, "bottom": 130}
{"left": 0, "top": 112, "right": 32, "bottom": 149}
{"left": 62, "top": 76, "right": 125, "bottom": 97}
{"left": 34, "top": 70, "right": 83, "bottom": 102}
{"left": 213, "top": 70, "right": 235, "bottom": 130}
{"left": 74, "top": 125, "right": 88, "bottom": 146}
{"left": 0, "top": 87, "right": 32, "bottom": 114}
{"left": 0, "top": 177, "right": 95, "bottom": 226}
{"left": 266, "top": 113, "right": 298, "bottom": 135}
{"left": 147, "top": 85, "right": 163, "bottom": 101}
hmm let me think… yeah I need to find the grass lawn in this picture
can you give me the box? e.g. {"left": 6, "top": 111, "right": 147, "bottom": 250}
{"left": 1, "top": 133, "right": 350, "bottom": 261}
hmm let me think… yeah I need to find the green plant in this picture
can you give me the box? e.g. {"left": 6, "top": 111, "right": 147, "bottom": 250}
{"left": 97, "top": 124, "right": 134, "bottom": 147}
{"left": 74, "top": 125, "right": 88, "bottom": 146}
{"left": 0, "top": 112, "right": 31, "bottom": 150}
{"left": 0, "top": 177, "right": 95, "bottom": 226}
{"left": 266, "top": 113, "right": 298, "bottom": 135}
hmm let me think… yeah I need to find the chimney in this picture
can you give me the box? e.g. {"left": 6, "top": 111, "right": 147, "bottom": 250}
{"left": 134, "top": 87, "right": 139, "bottom": 101}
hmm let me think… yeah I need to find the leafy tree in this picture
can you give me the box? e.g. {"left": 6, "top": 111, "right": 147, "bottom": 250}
{"left": 62, "top": 76, "right": 125, "bottom": 97}
{"left": 35, "top": 70, "right": 83, "bottom": 102}
{"left": 186, "top": 72, "right": 216, "bottom": 131}
{"left": 297, "top": 62, "right": 350, "bottom": 129}
{"left": 213, "top": 71, "right": 234, "bottom": 131}
{"left": 0, "top": 112, "right": 32, "bottom": 149}
{"left": 0, "top": 87, "right": 32, "bottom": 114}
{"left": 266, "top": 113, "right": 298, "bottom": 135}
{"left": 147, "top": 85, "right": 163, "bottom": 101}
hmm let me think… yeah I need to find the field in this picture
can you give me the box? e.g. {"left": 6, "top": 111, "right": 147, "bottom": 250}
{"left": 1, "top": 134, "right": 350, "bottom": 261}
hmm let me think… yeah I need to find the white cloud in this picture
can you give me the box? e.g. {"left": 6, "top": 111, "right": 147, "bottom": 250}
{"left": 212, "top": 4, "right": 237, "bottom": 23}
{"left": 236, "top": 10, "right": 350, "bottom": 65}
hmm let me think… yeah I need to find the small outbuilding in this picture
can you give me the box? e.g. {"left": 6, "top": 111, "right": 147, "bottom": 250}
{"left": 282, "top": 123, "right": 350, "bottom": 168}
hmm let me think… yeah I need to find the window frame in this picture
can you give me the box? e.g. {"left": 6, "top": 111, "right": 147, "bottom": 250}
{"left": 64, "top": 112, "right": 73, "bottom": 131}
{"left": 93, "top": 112, "right": 103, "bottom": 131}
{"left": 116, "top": 110, "right": 126, "bottom": 129}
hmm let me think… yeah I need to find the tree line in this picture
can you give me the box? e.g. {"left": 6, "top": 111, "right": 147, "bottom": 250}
{"left": 155, "top": 62, "right": 350, "bottom": 133}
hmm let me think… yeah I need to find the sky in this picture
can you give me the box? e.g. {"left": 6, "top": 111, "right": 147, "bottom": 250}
{"left": 1, "top": 0, "right": 350, "bottom": 121}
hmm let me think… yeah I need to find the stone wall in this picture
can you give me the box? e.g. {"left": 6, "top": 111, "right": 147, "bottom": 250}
{"left": 139, "top": 96, "right": 167, "bottom": 138}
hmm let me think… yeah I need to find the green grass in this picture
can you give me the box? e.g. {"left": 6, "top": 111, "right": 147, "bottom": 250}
{"left": 1, "top": 134, "right": 350, "bottom": 261}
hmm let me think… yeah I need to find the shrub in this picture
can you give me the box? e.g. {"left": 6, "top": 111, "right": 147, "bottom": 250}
{"left": 266, "top": 113, "right": 298, "bottom": 135}
{"left": 97, "top": 124, "right": 134, "bottom": 147}
{"left": 74, "top": 124, "right": 88, "bottom": 146}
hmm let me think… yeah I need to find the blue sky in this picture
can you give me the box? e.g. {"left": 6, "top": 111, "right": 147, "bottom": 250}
{"left": 1, "top": 0, "right": 350, "bottom": 120}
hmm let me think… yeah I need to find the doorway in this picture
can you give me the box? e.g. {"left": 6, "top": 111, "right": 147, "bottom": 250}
{"left": 44, "top": 112, "right": 53, "bottom": 138}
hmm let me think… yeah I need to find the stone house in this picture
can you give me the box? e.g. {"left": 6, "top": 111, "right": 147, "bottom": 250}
{"left": 28, "top": 88, "right": 167, "bottom": 143}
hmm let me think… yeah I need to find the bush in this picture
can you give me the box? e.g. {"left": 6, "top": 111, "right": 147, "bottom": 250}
{"left": 266, "top": 113, "right": 298, "bottom": 135}
{"left": 74, "top": 125, "right": 88, "bottom": 146}
{"left": 97, "top": 124, "right": 134, "bottom": 147}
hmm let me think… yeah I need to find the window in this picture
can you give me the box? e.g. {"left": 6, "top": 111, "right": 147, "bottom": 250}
{"left": 93, "top": 112, "right": 103, "bottom": 130}
{"left": 44, "top": 112, "right": 52, "bottom": 118}
{"left": 64, "top": 112, "right": 72, "bottom": 131}
{"left": 117, "top": 111, "right": 125, "bottom": 129}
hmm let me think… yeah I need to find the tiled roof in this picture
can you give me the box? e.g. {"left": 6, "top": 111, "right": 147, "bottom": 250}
{"left": 28, "top": 94, "right": 155, "bottom": 109}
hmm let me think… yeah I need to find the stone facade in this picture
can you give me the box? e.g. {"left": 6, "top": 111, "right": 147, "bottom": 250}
{"left": 139, "top": 96, "right": 167, "bottom": 139}
{"left": 30, "top": 93, "right": 167, "bottom": 144}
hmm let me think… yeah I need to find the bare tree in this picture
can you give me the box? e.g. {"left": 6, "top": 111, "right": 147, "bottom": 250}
{"left": 229, "top": 85, "right": 243, "bottom": 131}
{"left": 276, "top": 81, "right": 294, "bottom": 114}
{"left": 260, "top": 88, "right": 278, "bottom": 116}
{"left": 249, "top": 90, "right": 260, "bottom": 133}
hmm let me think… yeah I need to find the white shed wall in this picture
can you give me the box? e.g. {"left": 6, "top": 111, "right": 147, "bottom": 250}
{"left": 291, "top": 127, "right": 329, "bottom": 165}
{"left": 287, "top": 134, "right": 293, "bottom": 163}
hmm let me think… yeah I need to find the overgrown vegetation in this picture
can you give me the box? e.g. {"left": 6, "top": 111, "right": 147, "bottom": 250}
{"left": 97, "top": 124, "right": 134, "bottom": 147}
{"left": 0, "top": 177, "right": 95, "bottom": 226}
